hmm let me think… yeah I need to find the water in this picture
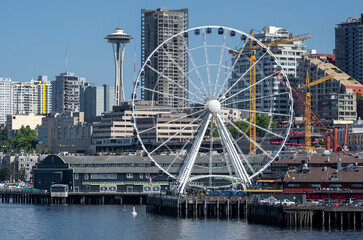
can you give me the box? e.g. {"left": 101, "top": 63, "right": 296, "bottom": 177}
{"left": 0, "top": 204, "right": 361, "bottom": 240}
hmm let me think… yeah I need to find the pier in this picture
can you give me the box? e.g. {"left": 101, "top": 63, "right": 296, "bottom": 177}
{"left": 0, "top": 190, "right": 148, "bottom": 205}
{"left": 146, "top": 196, "right": 363, "bottom": 229}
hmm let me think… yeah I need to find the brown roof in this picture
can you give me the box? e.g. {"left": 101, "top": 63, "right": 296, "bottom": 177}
{"left": 274, "top": 155, "right": 362, "bottom": 165}
{"left": 282, "top": 166, "right": 363, "bottom": 183}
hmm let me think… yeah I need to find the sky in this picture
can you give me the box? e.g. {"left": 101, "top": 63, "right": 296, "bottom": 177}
{"left": 1, "top": 0, "right": 362, "bottom": 100}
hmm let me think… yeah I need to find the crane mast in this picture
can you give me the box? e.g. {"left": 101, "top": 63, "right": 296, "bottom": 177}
{"left": 249, "top": 30, "right": 257, "bottom": 154}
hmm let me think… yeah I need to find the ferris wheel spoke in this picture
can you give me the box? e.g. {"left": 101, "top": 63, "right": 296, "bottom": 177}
{"left": 202, "top": 29, "right": 212, "bottom": 94}
{"left": 181, "top": 34, "right": 209, "bottom": 96}
{"left": 214, "top": 31, "right": 228, "bottom": 96}
{"left": 229, "top": 92, "right": 289, "bottom": 105}
{"left": 222, "top": 106, "right": 290, "bottom": 118}
{"left": 208, "top": 115, "right": 215, "bottom": 179}
{"left": 226, "top": 119, "right": 273, "bottom": 160}
{"left": 149, "top": 111, "right": 207, "bottom": 155}
{"left": 139, "top": 85, "right": 204, "bottom": 106}
{"left": 145, "top": 63, "right": 205, "bottom": 102}
{"left": 159, "top": 47, "right": 206, "bottom": 98}
{"left": 228, "top": 114, "right": 284, "bottom": 139}
{"left": 217, "top": 39, "right": 249, "bottom": 97}
{"left": 166, "top": 117, "right": 206, "bottom": 172}
{"left": 138, "top": 108, "right": 207, "bottom": 134}
{"left": 221, "top": 70, "right": 280, "bottom": 104}
{"left": 134, "top": 105, "right": 203, "bottom": 112}
{"left": 220, "top": 52, "right": 268, "bottom": 101}
{"left": 215, "top": 113, "right": 250, "bottom": 185}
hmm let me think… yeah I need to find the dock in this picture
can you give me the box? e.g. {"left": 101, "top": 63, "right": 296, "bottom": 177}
{"left": 146, "top": 195, "right": 363, "bottom": 229}
{"left": 0, "top": 190, "right": 148, "bottom": 205}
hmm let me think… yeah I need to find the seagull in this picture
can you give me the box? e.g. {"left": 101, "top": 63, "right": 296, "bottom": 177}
{"left": 132, "top": 206, "right": 137, "bottom": 216}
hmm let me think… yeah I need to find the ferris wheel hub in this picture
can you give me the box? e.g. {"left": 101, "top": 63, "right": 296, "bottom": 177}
{"left": 207, "top": 100, "right": 221, "bottom": 113}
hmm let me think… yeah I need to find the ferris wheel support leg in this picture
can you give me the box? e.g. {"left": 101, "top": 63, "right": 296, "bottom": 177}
{"left": 176, "top": 113, "right": 212, "bottom": 194}
{"left": 216, "top": 113, "right": 251, "bottom": 186}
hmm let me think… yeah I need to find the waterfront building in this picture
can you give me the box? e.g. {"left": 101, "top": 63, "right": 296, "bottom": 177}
{"left": 228, "top": 26, "right": 308, "bottom": 117}
{"left": 105, "top": 28, "right": 132, "bottom": 106}
{"left": 141, "top": 8, "right": 189, "bottom": 108}
{"left": 335, "top": 14, "right": 363, "bottom": 84}
{"left": 0, "top": 78, "right": 14, "bottom": 125}
{"left": 52, "top": 72, "right": 86, "bottom": 113}
{"left": 37, "top": 112, "right": 92, "bottom": 153}
{"left": 294, "top": 55, "right": 363, "bottom": 124}
{"left": 34, "top": 154, "right": 230, "bottom": 193}
{"left": 80, "top": 84, "right": 115, "bottom": 118}
{"left": 6, "top": 113, "right": 44, "bottom": 137}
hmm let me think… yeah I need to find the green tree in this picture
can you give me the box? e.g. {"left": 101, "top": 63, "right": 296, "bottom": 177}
{"left": 228, "top": 121, "right": 249, "bottom": 137}
{"left": 0, "top": 167, "right": 10, "bottom": 181}
{"left": 228, "top": 114, "right": 277, "bottom": 138}
{"left": 206, "top": 122, "right": 219, "bottom": 137}
{"left": 357, "top": 93, "right": 363, "bottom": 100}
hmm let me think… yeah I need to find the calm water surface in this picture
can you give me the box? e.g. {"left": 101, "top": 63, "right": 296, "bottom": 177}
{"left": 0, "top": 204, "right": 361, "bottom": 240}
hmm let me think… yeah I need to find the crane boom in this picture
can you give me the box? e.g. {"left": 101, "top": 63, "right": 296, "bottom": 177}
{"left": 304, "top": 71, "right": 334, "bottom": 152}
{"left": 229, "top": 33, "right": 311, "bottom": 56}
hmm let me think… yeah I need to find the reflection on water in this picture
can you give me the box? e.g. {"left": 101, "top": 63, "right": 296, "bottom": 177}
{"left": 0, "top": 204, "right": 361, "bottom": 240}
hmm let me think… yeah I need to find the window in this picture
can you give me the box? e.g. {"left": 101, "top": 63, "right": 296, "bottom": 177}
{"left": 351, "top": 184, "right": 363, "bottom": 188}
{"left": 75, "top": 174, "right": 79, "bottom": 180}
{"left": 139, "top": 174, "right": 143, "bottom": 179}
{"left": 145, "top": 174, "right": 150, "bottom": 179}
{"left": 84, "top": 174, "right": 89, "bottom": 180}
{"left": 126, "top": 173, "right": 133, "bottom": 179}
{"left": 287, "top": 184, "right": 300, "bottom": 187}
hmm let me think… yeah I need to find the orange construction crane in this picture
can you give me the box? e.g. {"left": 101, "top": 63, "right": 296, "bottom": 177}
{"left": 302, "top": 72, "right": 334, "bottom": 152}
{"left": 249, "top": 30, "right": 257, "bottom": 154}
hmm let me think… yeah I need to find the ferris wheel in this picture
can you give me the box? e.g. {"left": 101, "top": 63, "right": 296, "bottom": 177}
{"left": 132, "top": 26, "right": 293, "bottom": 194}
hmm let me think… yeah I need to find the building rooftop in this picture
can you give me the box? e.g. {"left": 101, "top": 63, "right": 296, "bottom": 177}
{"left": 305, "top": 56, "right": 363, "bottom": 87}
{"left": 273, "top": 155, "right": 363, "bottom": 165}
{"left": 281, "top": 166, "right": 362, "bottom": 183}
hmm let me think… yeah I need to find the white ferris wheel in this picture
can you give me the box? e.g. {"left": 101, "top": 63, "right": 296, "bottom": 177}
{"left": 132, "top": 26, "right": 293, "bottom": 194}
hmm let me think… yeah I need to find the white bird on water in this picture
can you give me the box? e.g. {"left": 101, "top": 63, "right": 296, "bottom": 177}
{"left": 132, "top": 206, "right": 137, "bottom": 216}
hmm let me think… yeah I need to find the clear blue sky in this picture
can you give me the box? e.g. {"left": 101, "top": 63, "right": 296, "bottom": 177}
{"left": 1, "top": 0, "right": 362, "bottom": 99}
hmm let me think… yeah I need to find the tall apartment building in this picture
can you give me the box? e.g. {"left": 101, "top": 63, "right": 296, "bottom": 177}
{"left": 80, "top": 84, "right": 115, "bottom": 118}
{"left": 335, "top": 14, "right": 363, "bottom": 84}
{"left": 52, "top": 72, "right": 86, "bottom": 113}
{"left": 0, "top": 78, "right": 14, "bottom": 124}
{"left": 141, "top": 8, "right": 189, "bottom": 108}
{"left": 295, "top": 55, "right": 363, "bottom": 123}
{"left": 13, "top": 76, "right": 52, "bottom": 115}
{"left": 228, "top": 26, "right": 308, "bottom": 116}
{"left": 36, "top": 75, "right": 52, "bottom": 114}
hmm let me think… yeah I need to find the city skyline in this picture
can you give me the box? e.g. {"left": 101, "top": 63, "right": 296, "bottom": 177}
{"left": 1, "top": 0, "right": 363, "bottom": 101}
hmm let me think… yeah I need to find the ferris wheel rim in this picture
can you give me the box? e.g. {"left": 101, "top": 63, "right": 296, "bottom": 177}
{"left": 131, "top": 25, "right": 294, "bottom": 188}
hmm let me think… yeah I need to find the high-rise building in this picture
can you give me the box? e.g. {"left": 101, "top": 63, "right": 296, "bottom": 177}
{"left": 228, "top": 26, "right": 308, "bottom": 116}
{"left": 335, "top": 14, "right": 363, "bottom": 84}
{"left": 80, "top": 84, "right": 115, "bottom": 117}
{"left": 0, "top": 78, "right": 14, "bottom": 124}
{"left": 36, "top": 75, "right": 52, "bottom": 114}
{"left": 105, "top": 28, "right": 132, "bottom": 106}
{"left": 52, "top": 72, "right": 86, "bottom": 113}
{"left": 141, "top": 8, "right": 189, "bottom": 107}
{"left": 13, "top": 76, "right": 52, "bottom": 115}
{"left": 13, "top": 81, "right": 39, "bottom": 114}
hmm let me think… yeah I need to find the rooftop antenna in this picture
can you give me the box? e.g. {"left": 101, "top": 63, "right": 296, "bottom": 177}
{"left": 65, "top": 46, "right": 68, "bottom": 73}
{"left": 118, "top": 17, "right": 120, "bottom": 29}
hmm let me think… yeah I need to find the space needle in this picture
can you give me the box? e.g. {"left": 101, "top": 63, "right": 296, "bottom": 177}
{"left": 105, "top": 28, "right": 132, "bottom": 106}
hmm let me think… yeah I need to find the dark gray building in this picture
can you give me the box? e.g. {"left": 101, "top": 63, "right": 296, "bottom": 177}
{"left": 141, "top": 8, "right": 189, "bottom": 108}
{"left": 80, "top": 84, "right": 115, "bottom": 117}
{"left": 335, "top": 14, "right": 363, "bottom": 84}
{"left": 52, "top": 72, "right": 86, "bottom": 113}
{"left": 33, "top": 154, "right": 232, "bottom": 193}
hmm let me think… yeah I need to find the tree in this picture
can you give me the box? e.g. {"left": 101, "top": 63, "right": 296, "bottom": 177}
{"left": 0, "top": 167, "right": 10, "bottom": 181}
{"left": 228, "top": 114, "right": 277, "bottom": 138}
{"left": 357, "top": 93, "right": 363, "bottom": 100}
{"left": 206, "top": 122, "right": 219, "bottom": 137}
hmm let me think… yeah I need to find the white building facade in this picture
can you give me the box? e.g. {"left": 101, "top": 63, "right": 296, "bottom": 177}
{"left": 0, "top": 78, "right": 14, "bottom": 124}
{"left": 228, "top": 26, "right": 308, "bottom": 118}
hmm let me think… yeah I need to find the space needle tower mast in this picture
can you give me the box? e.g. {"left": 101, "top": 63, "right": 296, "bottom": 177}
{"left": 105, "top": 28, "right": 132, "bottom": 105}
